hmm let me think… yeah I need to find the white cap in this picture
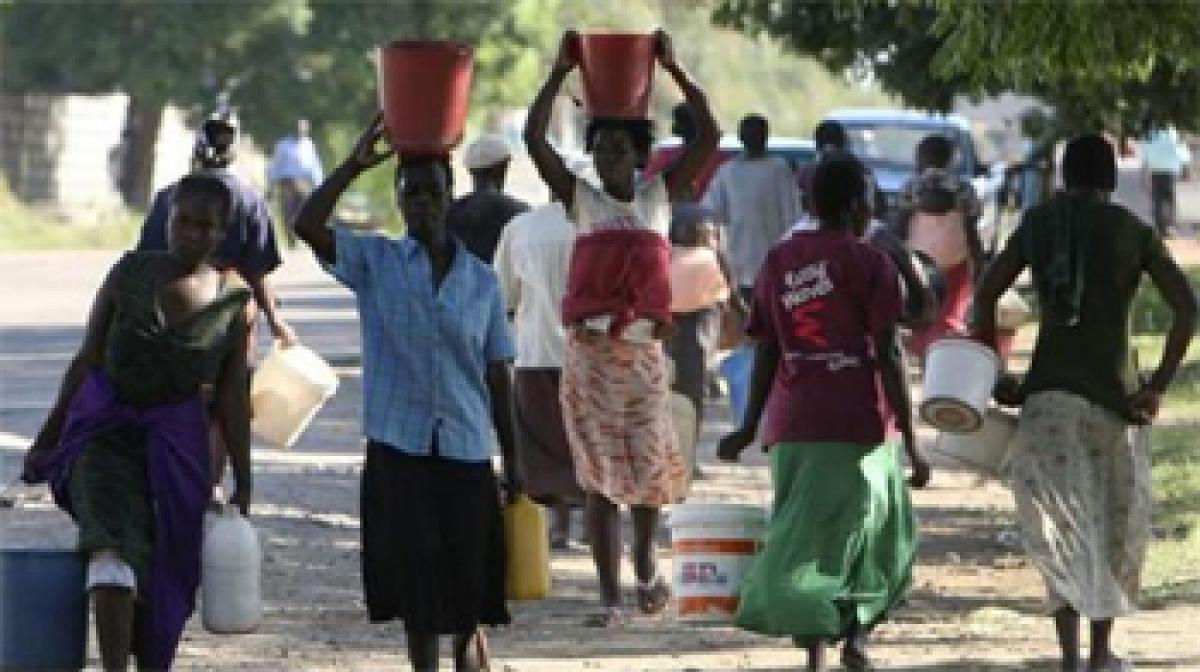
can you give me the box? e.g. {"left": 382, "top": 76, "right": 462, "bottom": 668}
{"left": 463, "top": 133, "right": 512, "bottom": 171}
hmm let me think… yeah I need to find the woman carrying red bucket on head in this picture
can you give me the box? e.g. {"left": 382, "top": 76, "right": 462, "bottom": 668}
{"left": 524, "top": 29, "right": 718, "bottom": 626}
{"left": 292, "top": 41, "right": 524, "bottom": 672}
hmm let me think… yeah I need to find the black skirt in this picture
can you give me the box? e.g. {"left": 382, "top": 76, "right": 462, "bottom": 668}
{"left": 360, "top": 440, "right": 510, "bottom": 633}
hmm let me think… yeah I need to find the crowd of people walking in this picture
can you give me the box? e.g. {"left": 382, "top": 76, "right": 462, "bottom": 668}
{"left": 19, "top": 27, "right": 1198, "bottom": 672}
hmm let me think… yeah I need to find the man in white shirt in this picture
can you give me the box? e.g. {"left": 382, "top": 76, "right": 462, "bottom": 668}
{"left": 704, "top": 114, "right": 800, "bottom": 423}
{"left": 1141, "top": 126, "right": 1193, "bottom": 237}
{"left": 493, "top": 197, "right": 581, "bottom": 549}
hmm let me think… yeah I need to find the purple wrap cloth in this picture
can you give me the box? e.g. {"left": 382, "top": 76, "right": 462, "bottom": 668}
{"left": 26, "top": 369, "right": 211, "bottom": 670}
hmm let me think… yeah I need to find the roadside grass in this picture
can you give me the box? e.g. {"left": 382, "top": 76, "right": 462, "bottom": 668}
{"left": 0, "top": 179, "right": 143, "bottom": 251}
{"left": 0, "top": 209, "right": 144, "bottom": 251}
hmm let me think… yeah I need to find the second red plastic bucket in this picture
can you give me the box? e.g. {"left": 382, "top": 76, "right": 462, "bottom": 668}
{"left": 576, "top": 33, "right": 656, "bottom": 119}
{"left": 377, "top": 40, "right": 474, "bottom": 156}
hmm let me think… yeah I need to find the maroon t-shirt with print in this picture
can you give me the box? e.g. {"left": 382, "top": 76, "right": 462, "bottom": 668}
{"left": 747, "top": 229, "right": 903, "bottom": 446}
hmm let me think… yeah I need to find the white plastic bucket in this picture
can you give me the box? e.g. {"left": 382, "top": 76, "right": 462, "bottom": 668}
{"left": 920, "top": 339, "right": 999, "bottom": 433}
{"left": 667, "top": 503, "right": 767, "bottom": 621}
{"left": 931, "top": 407, "right": 1018, "bottom": 477}
{"left": 250, "top": 344, "right": 339, "bottom": 449}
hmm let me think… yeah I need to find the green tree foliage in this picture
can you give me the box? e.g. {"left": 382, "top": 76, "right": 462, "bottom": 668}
{"left": 2, "top": 0, "right": 311, "bottom": 205}
{"left": 1, "top": 0, "right": 892, "bottom": 216}
{"left": 713, "top": 0, "right": 1200, "bottom": 132}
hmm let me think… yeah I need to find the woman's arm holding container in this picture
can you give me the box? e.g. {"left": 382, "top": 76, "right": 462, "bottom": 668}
{"left": 214, "top": 312, "right": 253, "bottom": 514}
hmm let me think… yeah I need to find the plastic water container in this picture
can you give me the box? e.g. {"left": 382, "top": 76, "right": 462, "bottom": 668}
{"left": 201, "top": 507, "right": 262, "bottom": 634}
{"left": 931, "top": 407, "right": 1019, "bottom": 478}
{"left": 0, "top": 549, "right": 87, "bottom": 671}
{"left": 667, "top": 503, "right": 767, "bottom": 621}
{"left": 251, "top": 343, "right": 338, "bottom": 449}
{"left": 920, "top": 338, "right": 1000, "bottom": 433}
{"left": 377, "top": 40, "right": 474, "bottom": 155}
{"left": 575, "top": 33, "right": 656, "bottom": 119}
{"left": 503, "top": 495, "right": 550, "bottom": 600}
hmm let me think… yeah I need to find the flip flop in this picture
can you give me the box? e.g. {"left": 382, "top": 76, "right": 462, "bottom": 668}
{"left": 635, "top": 575, "right": 672, "bottom": 615}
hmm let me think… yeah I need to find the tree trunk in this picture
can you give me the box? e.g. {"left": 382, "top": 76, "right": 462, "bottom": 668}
{"left": 118, "top": 97, "right": 165, "bottom": 209}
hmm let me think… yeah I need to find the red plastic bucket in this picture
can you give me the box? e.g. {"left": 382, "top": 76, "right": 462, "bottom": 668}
{"left": 576, "top": 33, "right": 656, "bottom": 119}
{"left": 376, "top": 40, "right": 474, "bottom": 156}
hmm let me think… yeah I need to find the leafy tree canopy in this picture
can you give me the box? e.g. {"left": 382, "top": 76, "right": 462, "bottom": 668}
{"left": 712, "top": 0, "right": 1200, "bottom": 132}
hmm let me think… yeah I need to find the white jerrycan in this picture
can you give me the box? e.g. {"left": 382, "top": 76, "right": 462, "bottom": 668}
{"left": 201, "top": 506, "right": 262, "bottom": 634}
{"left": 250, "top": 343, "right": 339, "bottom": 448}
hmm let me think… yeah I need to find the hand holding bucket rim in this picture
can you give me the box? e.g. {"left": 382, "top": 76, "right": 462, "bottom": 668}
{"left": 652, "top": 28, "right": 678, "bottom": 71}
{"left": 556, "top": 30, "right": 580, "bottom": 73}
{"left": 349, "top": 112, "right": 394, "bottom": 172}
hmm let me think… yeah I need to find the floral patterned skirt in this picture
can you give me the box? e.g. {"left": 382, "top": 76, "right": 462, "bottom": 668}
{"left": 561, "top": 330, "right": 688, "bottom": 507}
{"left": 1009, "top": 391, "right": 1152, "bottom": 619}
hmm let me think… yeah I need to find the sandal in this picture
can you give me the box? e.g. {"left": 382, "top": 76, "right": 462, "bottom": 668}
{"left": 635, "top": 575, "right": 672, "bottom": 615}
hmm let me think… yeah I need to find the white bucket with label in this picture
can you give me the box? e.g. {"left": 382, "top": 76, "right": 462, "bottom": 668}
{"left": 667, "top": 503, "right": 767, "bottom": 621}
{"left": 920, "top": 338, "right": 999, "bottom": 433}
{"left": 931, "top": 407, "right": 1019, "bottom": 478}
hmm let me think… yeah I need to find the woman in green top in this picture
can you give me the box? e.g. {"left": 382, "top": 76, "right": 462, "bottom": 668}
{"left": 23, "top": 175, "right": 253, "bottom": 671}
{"left": 975, "top": 134, "right": 1197, "bottom": 672}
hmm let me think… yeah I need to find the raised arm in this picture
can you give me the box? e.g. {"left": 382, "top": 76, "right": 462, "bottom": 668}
{"left": 524, "top": 32, "right": 579, "bottom": 209}
{"left": 293, "top": 113, "right": 393, "bottom": 265}
{"left": 655, "top": 30, "right": 719, "bottom": 202}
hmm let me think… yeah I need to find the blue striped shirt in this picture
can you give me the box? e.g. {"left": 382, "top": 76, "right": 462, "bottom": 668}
{"left": 329, "top": 228, "right": 515, "bottom": 462}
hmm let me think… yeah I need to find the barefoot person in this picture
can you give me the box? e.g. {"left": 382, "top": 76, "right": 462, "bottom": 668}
{"left": 23, "top": 175, "right": 254, "bottom": 672}
{"left": 718, "top": 156, "right": 931, "bottom": 671}
{"left": 292, "top": 114, "right": 522, "bottom": 672}
{"left": 524, "top": 29, "right": 718, "bottom": 625}
{"left": 974, "top": 134, "right": 1197, "bottom": 672}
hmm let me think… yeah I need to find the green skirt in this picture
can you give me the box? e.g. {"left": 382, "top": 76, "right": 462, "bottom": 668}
{"left": 735, "top": 441, "right": 917, "bottom": 643}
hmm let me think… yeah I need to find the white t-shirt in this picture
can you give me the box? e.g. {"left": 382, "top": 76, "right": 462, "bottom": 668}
{"left": 493, "top": 203, "right": 575, "bottom": 369}
{"left": 571, "top": 175, "right": 670, "bottom": 237}
{"left": 703, "top": 156, "right": 801, "bottom": 288}
{"left": 569, "top": 175, "right": 670, "bottom": 342}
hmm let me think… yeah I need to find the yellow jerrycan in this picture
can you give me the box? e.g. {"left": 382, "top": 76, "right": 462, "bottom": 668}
{"left": 503, "top": 495, "right": 551, "bottom": 600}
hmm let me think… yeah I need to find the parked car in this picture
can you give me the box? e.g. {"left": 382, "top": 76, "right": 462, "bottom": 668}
{"left": 645, "top": 135, "right": 817, "bottom": 199}
{"left": 822, "top": 108, "right": 1006, "bottom": 249}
